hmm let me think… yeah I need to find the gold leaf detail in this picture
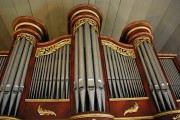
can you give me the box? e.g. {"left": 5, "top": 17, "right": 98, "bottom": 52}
{"left": 73, "top": 18, "right": 99, "bottom": 36}
{"left": 101, "top": 40, "right": 135, "bottom": 58}
{"left": 37, "top": 105, "right": 56, "bottom": 116}
{"left": 124, "top": 102, "right": 139, "bottom": 116}
{"left": 134, "top": 37, "right": 151, "bottom": 48}
{"left": 173, "top": 114, "right": 180, "bottom": 120}
{"left": 35, "top": 39, "right": 71, "bottom": 57}
{"left": 16, "top": 33, "right": 36, "bottom": 46}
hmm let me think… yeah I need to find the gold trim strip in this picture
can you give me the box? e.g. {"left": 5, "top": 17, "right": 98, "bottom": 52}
{"left": 0, "top": 116, "right": 21, "bottom": 120}
{"left": 114, "top": 116, "right": 153, "bottom": 120}
{"left": 159, "top": 57, "right": 175, "bottom": 59}
{"left": 73, "top": 18, "right": 99, "bottom": 36}
{"left": 176, "top": 100, "right": 180, "bottom": 102}
{"left": 101, "top": 40, "right": 135, "bottom": 58}
{"left": 127, "top": 26, "right": 152, "bottom": 38}
{"left": 154, "top": 110, "right": 180, "bottom": 118}
{"left": 109, "top": 97, "right": 149, "bottom": 101}
{"left": 15, "top": 22, "right": 43, "bottom": 36}
{"left": 134, "top": 37, "right": 151, "bottom": 47}
{"left": 35, "top": 39, "right": 71, "bottom": 57}
{"left": 68, "top": 113, "right": 115, "bottom": 120}
{"left": 0, "top": 55, "right": 8, "bottom": 56}
{"left": 16, "top": 33, "right": 36, "bottom": 46}
{"left": 71, "top": 9, "right": 100, "bottom": 21}
{"left": 158, "top": 53, "right": 177, "bottom": 57}
{"left": 25, "top": 99, "right": 70, "bottom": 102}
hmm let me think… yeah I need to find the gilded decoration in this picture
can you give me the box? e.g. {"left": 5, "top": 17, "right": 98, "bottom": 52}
{"left": 124, "top": 102, "right": 139, "bottom": 116}
{"left": 73, "top": 18, "right": 99, "bottom": 36}
{"left": 173, "top": 115, "right": 180, "bottom": 120}
{"left": 16, "top": 33, "right": 36, "bottom": 46}
{"left": 35, "top": 39, "right": 71, "bottom": 57}
{"left": 134, "top": 37, "right": 151, "bottom": 48}
{"left": 37, "top": 105, "right": 56, "bottom": 116}
{"left": 101, "top": 40, "right": 135, "bottom": 58}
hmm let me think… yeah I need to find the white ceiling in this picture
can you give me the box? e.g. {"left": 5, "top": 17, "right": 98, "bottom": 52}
{"left": 0, "top": 0, "right": 180, "bottom": 60}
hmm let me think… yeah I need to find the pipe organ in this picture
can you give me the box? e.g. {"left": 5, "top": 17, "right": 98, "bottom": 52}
{"left": 0, "top": 4, "right": 180, "bottom": 120}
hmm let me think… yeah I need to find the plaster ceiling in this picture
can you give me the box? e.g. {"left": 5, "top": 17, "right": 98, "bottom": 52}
{"left": 0, "top": 0, "right": 180, "bottom": 60}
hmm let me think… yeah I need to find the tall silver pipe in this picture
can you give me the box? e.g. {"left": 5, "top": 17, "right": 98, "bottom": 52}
{"left": 1, "top": 38, "right": 26, "bottom": 114}
{"left": 143, "top": 42, "right": 176, "bottom": 110}
{"left": 74, "top": 31, "right": 79, "bottom": 113}
{"left": 84, "top": 23, "right": 95, "bottom": 111}
{"left": 91, "top": 25, "right": 104, "bottom": 111}
{"left": 14, "top": 43, "right": 33, "bottom": 115}
{"left": 103, "top": 46, "right": 113, "bottom": 97}
{"left": 78, "top": 26, "right": 86, "bottom": 112}
{"left": 8, "top": 40, "right": 30, "bottom": 115}
{"left": 137, "top": 47, "right": 161, "bottom": 111}
{"left": 61, "top": 46, "right": 66, "bottom": 99}
{"left": 65, "top": 45, "right": 70, "bottom": 98}
{"left": 0, "top": 40, "right": 20, "bottom": 104}
{"left": 56, "top": 48, "right": 62, "bottom": 99}
{"left": 38, "top": 55, "right": 48, "bottom": 99}
{"left": 139, "top": 43, "right": 166, "bottom": 111}
{"left": 29, "top": 57, "right": 39, "bottom": 98}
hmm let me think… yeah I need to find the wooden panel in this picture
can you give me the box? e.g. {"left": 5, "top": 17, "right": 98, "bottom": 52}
{"left": 103, "top": 0, "right": 121, "bottom": 37}
{"left": 29, "top": 0, "right": 53, "bottom": 39}
{"left": 73, "top": 0, "right": 88, "bottom": 6}
{"left": 63, "top": 0, "right": 74, "bottom": 34}
{"left": 111, "top": 0, "right": 134, "bottom": 40}
{"left": 160, "top": 24, "right": 180, "bottom": 53}
{"left": 88, "top": 0, "right": 96, "bottom": 5}
{"left": 0, "top": 0, "right": 18, "bottom": 37}
{"left": 0, "top": 16, "right": 12, "bottom": 50}
{"left": 47, "top": 0, "right": 66, "bottom": 38}
{"left": 153, "top": 0, "right": 180, "bottom": 51}
{"left": 13, "top": 0, "right": 32, "bottom": 16}
{"left": 127, "top": 0, "right": 152, "bottom": 23}
{"left": 95, "top": 0, "right": 110, "bottom": 35}
{"left": 145, "top": 0, "right": 172, "bottom": 31}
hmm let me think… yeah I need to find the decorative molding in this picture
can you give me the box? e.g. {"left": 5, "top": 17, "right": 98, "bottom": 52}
{"left": 109, "top": 97, "right": 149, "bottom": 101}
{"left": 16, "top": 33, "right": 36, "bottom": 46}
{"left": 73, "top": 18, "right": 99, "bottom": 36}
{"left": 71, "top": 9, "right": 100, "bottom": 21}
{"left": 126, "top": 26, "right": 152, "bottom": 39}
{"left": 124, "top": 102, "right": 139, "bottom": 116}
{"left": 134, "top": 37, "right": 151, "bottom": 48}
{"left": 35, "top": 39, "right": 71, "bottom": 57}
{"left": 37, "top": 105, "right": 56, "bottom": 116}
{"left": 154, "top": 110, "right": 180, "bottom": 118}
{"left": 25, "top": 99, "right": 70, "bottom": 102}
{"left": 0, "top": 116, "right": 21, "bottom": 120}
{"left": 68, "top": 113, "right": 115, "bottom": 120}
{"left": 101, "top": 40, "right": 135, "bottom": 58}
{"left": 173, "top": 114, "right": 180, "bottom": 120}
{"left": 114, "top": 116, "right": 153, "bottom": 120}
{"left": 15, "top": 22, "right": 43, "bottom": 36}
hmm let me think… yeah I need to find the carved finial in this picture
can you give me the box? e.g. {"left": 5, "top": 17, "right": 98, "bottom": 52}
{"left": 124, "top": 102, "right": 139, "bottom": 116}
{"left": 37, "top": 105, "right": 56, "bottom": 116}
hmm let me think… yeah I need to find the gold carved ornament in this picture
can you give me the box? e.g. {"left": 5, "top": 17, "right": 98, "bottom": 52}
{"left": 134, "top": 37, "right": 151, "bottom": 48}
{"left": 35, "top": 39, "right": 71, "bottom": 57}
{"left": 37, "top": 105, "right": 56, "bottom": 116}
{"left": 73, "top": 18, "right": 99, "bottom": 36}
{"left": 101, "top": 40, "right": 135, "bottom": 58}
{"left": 124, "top": 102, "right": 139, "bottom": 116}
{"left": 173, "top": 115, "right": 180, "bottom": 120}
{"left": 16, "top": 33, "right": 36, "bottom": 46}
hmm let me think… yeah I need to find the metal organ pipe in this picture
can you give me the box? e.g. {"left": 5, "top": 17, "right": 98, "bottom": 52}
{"left": 74, "top": 22, "right": 105, "bottom": 112}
